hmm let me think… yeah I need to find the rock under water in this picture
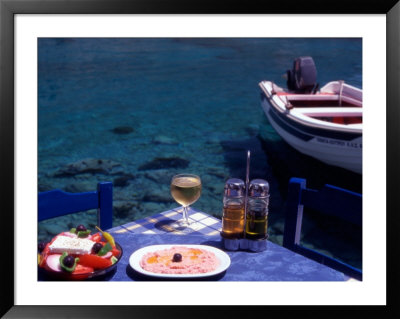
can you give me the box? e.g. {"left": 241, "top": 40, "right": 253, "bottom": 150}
{"left": 152, "top": 135, "right": 179, "bottom": 145}
{"left": 53, "top": 158, "right": 121, "bottom": 177}
{"left": 138, "top": 157, "right": 189, "bottom": 171}
{"left": 110, "top": 126, "right": 134, "bottom": 135}
{"left": 113, "top": 174, "right": 135, "bottom": 187}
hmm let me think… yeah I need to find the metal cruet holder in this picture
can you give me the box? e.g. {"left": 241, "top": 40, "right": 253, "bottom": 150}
{"left": 220, "top": 150, "right": 269, "bottom": 252}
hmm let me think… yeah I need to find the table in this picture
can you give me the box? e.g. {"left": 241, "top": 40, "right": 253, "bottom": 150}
{"left": 38, "top": 207, "right": 348, "bottom": 281}
{"left": 102, "top": 208, "right": 347, "bottom": 281}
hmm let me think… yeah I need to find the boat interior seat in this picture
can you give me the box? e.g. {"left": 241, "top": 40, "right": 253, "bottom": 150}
{"left": 38, "top": 182, "right": 113, "bottom": 230}
{"left": 283, "top": 177, "right": 362, "bottom": 281}
{"left": 286, "top": 94, "right": 339, "bottom": 101}
{"left": 284, "top": 94, "right": 362, "bottom": 108}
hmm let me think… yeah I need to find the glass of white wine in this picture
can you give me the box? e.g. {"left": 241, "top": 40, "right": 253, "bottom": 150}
{"left": 170, "top": 174, "right": 202, "bottom": 228}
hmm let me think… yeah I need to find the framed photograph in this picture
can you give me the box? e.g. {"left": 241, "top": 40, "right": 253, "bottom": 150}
{"left": 1, "top": 0, "right": 399, "bottom": 317}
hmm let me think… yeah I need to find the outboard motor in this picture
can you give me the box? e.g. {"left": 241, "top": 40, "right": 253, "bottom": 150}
{"left": 286, "top": 56, "right": 318, "bottom": 93}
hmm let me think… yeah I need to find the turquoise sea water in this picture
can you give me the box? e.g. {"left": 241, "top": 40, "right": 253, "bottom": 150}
{"left": 38, "top": 38, "right": 362, "bottom": 268}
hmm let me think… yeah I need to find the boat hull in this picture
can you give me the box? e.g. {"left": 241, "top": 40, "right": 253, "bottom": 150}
{"left": 260, "top": 92, "right": 362, "bottom": 174}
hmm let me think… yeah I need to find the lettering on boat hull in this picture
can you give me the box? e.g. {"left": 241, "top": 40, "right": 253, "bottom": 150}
{"left": 315, "top": 137, "right": 362, "bottom": 149}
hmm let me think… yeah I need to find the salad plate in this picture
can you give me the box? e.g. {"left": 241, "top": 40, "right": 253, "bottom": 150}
{"left": 39, "top": 242, "right": 123, "bottom": 280}
{"left": 38, "top": 227, "right": 123, "bottom": 281}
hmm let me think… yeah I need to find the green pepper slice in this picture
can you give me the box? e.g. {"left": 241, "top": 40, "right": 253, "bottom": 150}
{"left": 97, "top": 242, "right": 112, "bottom": 256}
{"left": 59, "top": 252, "right": 79, "bottom": 272}
{"left": 77, "top": 229, "right": 91, "bottom": 238}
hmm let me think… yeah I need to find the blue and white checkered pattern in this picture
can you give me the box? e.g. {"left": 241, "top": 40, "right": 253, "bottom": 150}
{"left": 109, "top": 208, "right": 222, "bottom": 236}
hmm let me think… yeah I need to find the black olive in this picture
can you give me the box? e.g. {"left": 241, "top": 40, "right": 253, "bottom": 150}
{"left": 38, "top": 242, "right": 47, "bottom": 253}
{"left": 172, "top": 253, "right": 182, "bottom": 262}
{"left": 63, "top": 255, "right": 75, "bottom": 268}
{"left": 92, "top": 242, "right": 103, "bottom": 254}
{"left": 76, "top": 224, "right": 86, "bottom": 232}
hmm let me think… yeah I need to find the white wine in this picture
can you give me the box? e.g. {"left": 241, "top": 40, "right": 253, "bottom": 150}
{"left": 170, "top": 176, "right": 202, "bottom": 206}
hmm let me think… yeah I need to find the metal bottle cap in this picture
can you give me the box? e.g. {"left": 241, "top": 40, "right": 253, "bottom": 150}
{"left": 249, "top": 179, "right": 270, "bottom": 197}
{"left": 224, "top": 178, "right": 245, "bottom": 197}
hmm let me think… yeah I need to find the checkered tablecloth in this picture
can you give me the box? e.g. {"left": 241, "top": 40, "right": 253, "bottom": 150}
{"left": 102, "top": 211, "right": 347, "bottom": 281}
{"left": 108, "top": 207, "right": 222, "bottom": 236}
{"left": 38, "top": 209, "right": 348, "bottom": 281}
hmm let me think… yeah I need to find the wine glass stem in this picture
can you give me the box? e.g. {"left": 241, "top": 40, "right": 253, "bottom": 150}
{"left": 182, "top": 205, "right": 189, "bottom": 225}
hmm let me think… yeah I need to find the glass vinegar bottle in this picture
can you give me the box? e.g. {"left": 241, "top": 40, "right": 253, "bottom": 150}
{"left": 221, "top": 178, "right": 245, "bottom": 239}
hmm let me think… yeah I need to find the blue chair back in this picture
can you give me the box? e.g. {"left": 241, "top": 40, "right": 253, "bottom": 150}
{"left": 283, "top": 177, "right": 362, "bottom": 280}
{"left": 38, "top": 182, "right": 113, "bottom": 230}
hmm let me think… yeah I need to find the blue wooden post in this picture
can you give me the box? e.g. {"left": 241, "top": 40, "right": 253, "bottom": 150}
{"left": 97, "top": 182, "right": 113, "bottom": 230}
{"left": 283, "top": 177, "right": 306, "bottom": 250}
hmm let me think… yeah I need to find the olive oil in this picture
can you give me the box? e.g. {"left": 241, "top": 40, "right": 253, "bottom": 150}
{"left": 245, "top": 179, "right": 270, "bottom": 240}
{"left": 245, "top": 210, "right": 268, "bottom": 239}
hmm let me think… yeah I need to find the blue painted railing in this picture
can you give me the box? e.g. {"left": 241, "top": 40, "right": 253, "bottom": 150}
{"left": 38, "top": 182, "right": 113, "bottom": 230}
{"left": 283, "top": 177, "right": 362, "bottom": 280}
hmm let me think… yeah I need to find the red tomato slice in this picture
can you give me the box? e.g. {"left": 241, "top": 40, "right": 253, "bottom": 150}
{"left": 90, "top": 233, "right": 102, "bottom": 242}
{"left": 111, "top": 247, "right": 120, "bottom": 257}
{"left": 78, "top": 254, "right": 112, "bottom": 269}
{"left": 40, "top": 235, "right": 59, "bottom": 256}
{"left": 41, "top": 242, "right": 51, "bottom": 255}
{"left": 38, "top": 243, "right": 52, "bottom": 268}
{"left": 72, "top": 264, "right": 94, "bottom": 274}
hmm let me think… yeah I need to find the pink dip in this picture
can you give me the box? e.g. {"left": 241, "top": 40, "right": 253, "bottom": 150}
{"left": 140, "top": 246, "right": 220, "bottom": 274}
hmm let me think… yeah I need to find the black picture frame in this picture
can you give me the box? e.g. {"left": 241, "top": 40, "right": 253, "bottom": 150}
{"left": 1, "top": 0, "right": 399, "bottom": 318}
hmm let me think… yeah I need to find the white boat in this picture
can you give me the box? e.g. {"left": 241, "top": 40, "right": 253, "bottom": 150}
{"left": 258, "top": 57, "right": 362, "bottom": 174}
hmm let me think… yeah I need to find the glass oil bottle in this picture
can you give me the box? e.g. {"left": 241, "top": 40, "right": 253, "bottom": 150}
{"left": 221, "top": 178, "right": 245, "bottom": 250}
{"left": 244, "top": 179, "right": 269, "bottom": 251}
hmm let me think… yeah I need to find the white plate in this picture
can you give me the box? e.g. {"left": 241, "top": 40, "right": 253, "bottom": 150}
{"left": 129, "top": 244, "right": 231, "bottom": 279}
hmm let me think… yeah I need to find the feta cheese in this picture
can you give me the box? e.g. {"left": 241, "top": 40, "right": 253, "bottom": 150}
{"left": 49, "top": 236, "right": 94, "bottom": 255}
